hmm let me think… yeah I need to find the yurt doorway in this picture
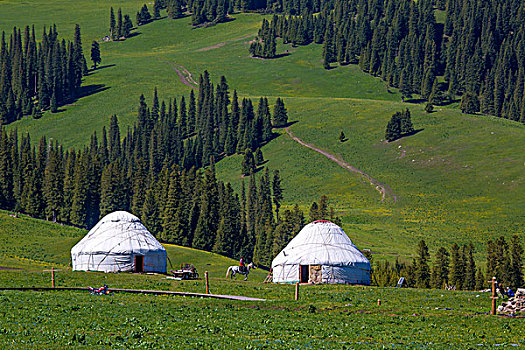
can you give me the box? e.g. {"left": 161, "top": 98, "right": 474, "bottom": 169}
{"left": 300, "top": 265, "right": 309, "bottom": 283}
{"left": 135, "top": 255, "right": 144, "bottom": 273}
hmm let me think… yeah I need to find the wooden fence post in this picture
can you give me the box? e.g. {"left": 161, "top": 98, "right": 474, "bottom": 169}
{"left": 43, "top": 267, "right": 62, "bottom": 288}
{"left": 205, "top": 271, "right": 209, "bottom": 294}
{"left": 295, "top": 282, "right": 299, "bottom": 301}
{"left": 491, "top": 276, "right": 497, "bottom": 315}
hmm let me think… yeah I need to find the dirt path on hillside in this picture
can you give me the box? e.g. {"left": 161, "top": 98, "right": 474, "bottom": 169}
{"left": 285, "top": 127, "right": 397, "bottom": 203}
{"left": 158, "top": 59, "right": 199, "bottom": 89}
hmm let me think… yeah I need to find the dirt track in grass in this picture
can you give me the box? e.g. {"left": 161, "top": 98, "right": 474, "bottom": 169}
{"left": 285, "top": 127, "right": 397, "bottom": 203}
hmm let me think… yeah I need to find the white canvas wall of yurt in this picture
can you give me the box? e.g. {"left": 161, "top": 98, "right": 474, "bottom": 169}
{"left": 71, "top": 211, "right": 167, "bottom": 273}
{"left": 271, "top": 220, "right": 370, "bottom": 284}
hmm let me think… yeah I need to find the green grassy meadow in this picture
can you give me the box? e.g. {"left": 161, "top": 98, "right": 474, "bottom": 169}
{"left": 1, "top": 212, "right": 524, "bottom": 349}
{"left": 0, "top": 2, "right": 524, "bottom": 261}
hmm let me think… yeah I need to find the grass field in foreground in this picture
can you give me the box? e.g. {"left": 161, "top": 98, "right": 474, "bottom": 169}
{"left": 0, "top": 212, "right": 524, "bottom": 349}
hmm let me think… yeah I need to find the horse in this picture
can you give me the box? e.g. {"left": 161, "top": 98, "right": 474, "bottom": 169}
{"left": 226, "top": 262, "right": 256, "bottom": 281}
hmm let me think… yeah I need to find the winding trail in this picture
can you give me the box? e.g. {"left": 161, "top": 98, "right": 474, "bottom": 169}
{"left": 158, "top": 59, "right": 199, "bottom": 89}
{"left": 285, "top": 127, "right": 397, "bottom": 203}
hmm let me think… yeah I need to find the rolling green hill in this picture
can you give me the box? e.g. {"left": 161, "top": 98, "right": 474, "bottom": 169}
{"left": 0, "top": 3, "right": 524, "bottom": 262}
{"left": 0, "top": 210, "right": 267, "bottom": 282}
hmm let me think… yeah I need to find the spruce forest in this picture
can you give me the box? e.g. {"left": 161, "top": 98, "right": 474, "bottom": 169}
{"left": 0, "top": 25, "right": 87, "bottom": 124}
{"left": 252, "top": 0, "right": 525, "bottom": 122}
{"left": 0, "top": 72, "right": 299, "bottom": 266}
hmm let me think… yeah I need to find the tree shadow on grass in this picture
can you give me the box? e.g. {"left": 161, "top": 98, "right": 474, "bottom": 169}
{"left": 59, "top": 84, "right": 110, "bottom": 110}
{"left": 126, "top": 31, "right": 142, "bottom": 39}
{"left": 268, "top": 120, "right": 298, "bottom": 142}
{"left": 95, "top": 64, "right": 115, "bottom": 70}
{"left": 74, "top": 84, "right": 110, "bottom": 99}
{"left": 398, "top": 128, "right": 424, "bottom": 140}
{"left": 404, "top": 98, "right": 427, "bottom": 104}
{"left": 87, "top": 64, "right": 115, "bottom": 75}
{"left": 266, "top": 52, "right": 291, "bottom": 59}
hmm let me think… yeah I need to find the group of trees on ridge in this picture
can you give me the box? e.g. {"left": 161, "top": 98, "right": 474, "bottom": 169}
{"left": 384, "top": 108, "right": 414, "bottom": 142}
{"left": 247, "top": 0, "right": 525, "bottom": 123}
{"left": 108, "top": 7, "right": 134, "bottom": 40}
{"left": 103, "top": 0, "right": 525, "bottom": 124}
{"left": 111, "top": 0, "right": 525, "bottom": 124}
{"left": 371, "top": 236, "right": 524, "bottom": 291}
{"left": 0, "top": 24, "right": 87, "bottom": 125}
{"left": 0, "top": 73, "right": 298, "bottom": 265}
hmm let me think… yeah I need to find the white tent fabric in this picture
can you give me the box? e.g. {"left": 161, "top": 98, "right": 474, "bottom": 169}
{"left": 271, "top": 220, "right": 370, "bottom": 284}
{"left": 71, "top": 211, "right": 167, "bottom": 273}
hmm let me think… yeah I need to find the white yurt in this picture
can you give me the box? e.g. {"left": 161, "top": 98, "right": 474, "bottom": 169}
{"left": 71, "top": 211, "right": 167, "bottom": 273}
{"left": 271, "top": 220, "right": 370, "bottom": 284}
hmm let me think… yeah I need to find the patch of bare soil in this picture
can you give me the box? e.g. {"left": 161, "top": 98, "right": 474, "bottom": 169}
{"left": 158, "top": 59, "right": 199, "bottom": 89}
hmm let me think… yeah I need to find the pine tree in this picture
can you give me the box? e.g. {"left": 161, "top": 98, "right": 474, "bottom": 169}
{"left": 460, "top": 92, "right": 480, "bottom": 114}
{"left": 90, "top": 41, "right": 101, "bottom": 69}
{"left": 272, "top": 169, "right": 283, "bottom": 222}
{"left": 241, "top": 148, "right": 255, "bottom": 176}
{"left": 385, "top": 112, "right": 401, "bottom": 142}
{"left": 449, "top": 243, "right": 464, "bottom": 290}
{"left": 50, "top": 91, "right": 58, "bottom": 113}
{"left": 123, "top": 15, "right": 133, "bottom": 38}
{"left": 318, "top": 195, "right": 328, "bottom": 219}
{"left": 309, "top": 201, "right": 319, "bottom": 222}
{"left": 117, "top": 8, "right": 123, "bottom": 39}
{"left": 192, "top": 168, "right": 219, "bottom": 251}
{"left": 42, "top": 145, "right": 63, "bottom": 222}
{"left": 142, "top": 188, "right": 161, "bottom": 236}
{"left": 153, "top": 0, "right": 161, "bottom": 20}
{"left": 254, "top": 147, "right": 264, "bottom": 165}
{"left": 109, "top": 115, "right": 121, "bottom": 161}
{"left": 272, "top": 98, "right": 288, "bottom": 127}
{"left": 415, "top": 240, "right": 431, "bottom": 288}
{"left": 464, "top": 243, "right": 476, "bottom": 290}
{"left": 339, "top": 130, "right": 345, "bottom": 142}
{"left": 430, "top": 247, "right": 449, "bottom": 289}
{"left": 399, "top": 109, "right": 414, "bottom": 135}
{"left": 110, "top": 7, "right": 116, "bottom": 40}
{"left": 475, "top": 267, "right": 485, "bottom": 290}
{"left": 509, "top": 235, "right": 524, "bottom": 288}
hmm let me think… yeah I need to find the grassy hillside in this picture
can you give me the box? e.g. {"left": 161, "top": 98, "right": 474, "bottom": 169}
{"left": 0, "top": 212, "right": 524, "bottom": 349}
{"left": 1, "top": 3, "right": 524, "bottom": 261}
{"left": 0, "top": 210, "right": 266, "bottom": 281}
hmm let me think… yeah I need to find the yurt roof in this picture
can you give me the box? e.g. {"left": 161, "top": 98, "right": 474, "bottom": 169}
{"left": 71, "top": 211, "right": 165, "bottom": 255}
{"left": 271, "top": 220, "right": 369, "bottom": 267}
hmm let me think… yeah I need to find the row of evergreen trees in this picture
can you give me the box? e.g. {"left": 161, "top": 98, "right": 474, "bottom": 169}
{"left": 109, "top": 7, "right": 134, "bottom": 40}
{"left": 249, "top": 19, "right": 277, "bottom": 58}
{"left": 249, "top": 0, "right": 525, "bottom": 123}
{"left": 372, "top": 236, "right": 524, "bottom": 290}
{"left": 0, "top": 24, "right": 87, "bottom": 125}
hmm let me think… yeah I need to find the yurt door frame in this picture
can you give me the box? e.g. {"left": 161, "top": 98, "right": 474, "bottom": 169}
{"left": 299, "top": 265, "right": 309, "bottom": 283}
{"left": 135, "top": 255, "right": 144, "bottom": 273}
